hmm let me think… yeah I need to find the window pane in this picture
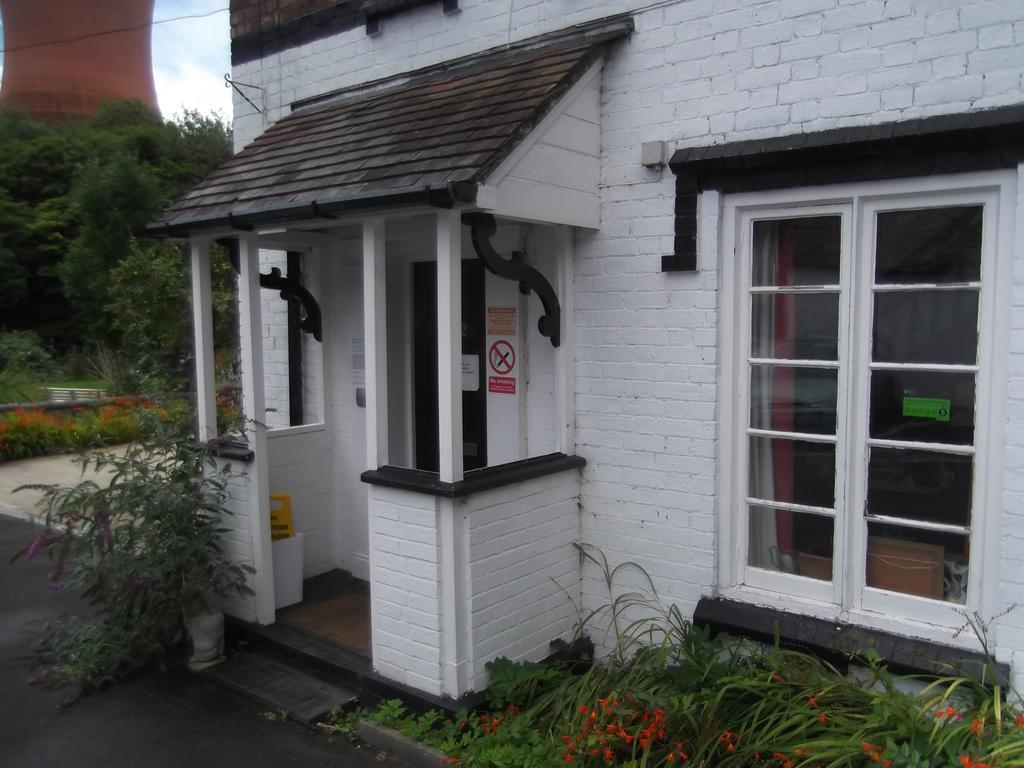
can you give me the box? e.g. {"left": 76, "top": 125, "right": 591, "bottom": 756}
{"left": 875, "top": 206, "right": 982, "bottom": 284}
{"left": 869, "top": 370, "right": 975, "bottom": 445}
{"left": 750, "top": 365, "right": 838, "bottom": 435}
{"left": 749, "top": 437, "right": 835, "bottom": 508}
{"left": 873, "top": 290, "right": 979, "bottom": 365}
{"left": 752, "top": 293, "right": 839, "bottom": 360}
{"left": 752, "top": 216, "right": 841, "bottom": 287}
{"left": 748, "top": 506, "right": 833, "bottom": 580}
{"left": 867, "top": 447, "right": 972, "bottom": 527}
{"left": 866, "top": 525, "right": 969, "bottom": 604}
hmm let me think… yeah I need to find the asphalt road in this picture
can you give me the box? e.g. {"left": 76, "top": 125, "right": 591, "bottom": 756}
{"left": 0, "top": 514, "right": 384, "bottom": 768}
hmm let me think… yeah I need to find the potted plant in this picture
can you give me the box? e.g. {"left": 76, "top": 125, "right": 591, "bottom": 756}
{"left": 12, "top": 417, "right": 253, "bottom": 690}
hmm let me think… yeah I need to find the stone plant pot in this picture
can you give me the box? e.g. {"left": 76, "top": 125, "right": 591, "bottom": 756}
{"left": 182, "top": 591, "right": 225, "bottom": 670}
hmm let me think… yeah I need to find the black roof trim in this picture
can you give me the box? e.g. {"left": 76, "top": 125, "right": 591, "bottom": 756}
{"left": 663, "top": 104, "right": 1024, "bottom": 272}
{"left": 669, "top": 104, "right": 1024, "bottom": 190}
{"left": 146, "top": 181, "right": 477, "bottom": 238}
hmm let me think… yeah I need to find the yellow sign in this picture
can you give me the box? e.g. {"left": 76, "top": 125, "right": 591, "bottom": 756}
{"left": 487, "top": 306, "right": 517, "bottom": 336}
{"left": 269, "top": 493, "right": 294, "bottom": 542}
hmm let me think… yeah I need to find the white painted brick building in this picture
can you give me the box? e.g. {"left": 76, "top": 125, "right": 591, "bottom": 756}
{"left": 164, "top": 0, "right": 1024, "bottom": 699}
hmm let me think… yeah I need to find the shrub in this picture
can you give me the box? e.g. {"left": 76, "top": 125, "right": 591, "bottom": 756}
{"left": 11, "top": 422, "right": 252, "bottom": 692}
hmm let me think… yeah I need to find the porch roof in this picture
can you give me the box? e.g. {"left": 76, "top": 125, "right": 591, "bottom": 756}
{"left": 149, "top": 16, "right": 633, "bottom": 237}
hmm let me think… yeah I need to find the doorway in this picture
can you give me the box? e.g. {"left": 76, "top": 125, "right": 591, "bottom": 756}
{"left": 411, "top": 260, "right": 487, "bottom": 472}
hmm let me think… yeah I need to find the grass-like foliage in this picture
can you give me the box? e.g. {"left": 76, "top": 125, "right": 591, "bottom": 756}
{"left": 350, "top": 545, "right": 1024, "bottom": 768}
{"left": 11, "top": 421, "right": 253, "bottom": 694}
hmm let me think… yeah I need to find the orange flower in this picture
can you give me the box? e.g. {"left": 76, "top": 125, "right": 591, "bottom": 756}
{"left": 817, "top": 712, "right": 827, "bottom": 724}
{"left": 807, "top": 696, "right": 817, "bottom": 708}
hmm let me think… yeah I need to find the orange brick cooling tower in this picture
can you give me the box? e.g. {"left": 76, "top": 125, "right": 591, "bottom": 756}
{"left": 0, "top": 0, "right": 159, "bottom": 122}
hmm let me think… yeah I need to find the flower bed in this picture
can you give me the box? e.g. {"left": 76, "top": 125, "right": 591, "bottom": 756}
{"left": 327, "top": 547, "right": 1024, "bottom": 768}
{"left": 336, "top": 637, "right": 1024, "bottom": 768}
{"left": 0, "top": 397, "right": 191, "bottom": 462}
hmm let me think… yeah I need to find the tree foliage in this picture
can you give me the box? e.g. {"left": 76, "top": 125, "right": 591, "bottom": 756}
{"left": 0, "top": 101, "right": 234, "bottom": 385}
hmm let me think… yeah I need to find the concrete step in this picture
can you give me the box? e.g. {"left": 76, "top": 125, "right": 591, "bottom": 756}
{"left": 202, "top": 651, "right": 358, "bottom": 727}
{"left": 227, "top": 617, "right": 487, "bottom": 714}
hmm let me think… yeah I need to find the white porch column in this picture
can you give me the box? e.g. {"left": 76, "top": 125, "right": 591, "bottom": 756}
{"left": 189, "top": 237, "right": 217, "bottom": 441}
{"left": 362, "top": 218, "right": 389, "bottom": 470}
{"left": 555, "top": 225, "right": 576, "bottom": 455}
{"left": 436, "top": 209, "right": 463, "bottom": 483}
{"left": 238, "top": 233, "right": 276, "bottom": 624}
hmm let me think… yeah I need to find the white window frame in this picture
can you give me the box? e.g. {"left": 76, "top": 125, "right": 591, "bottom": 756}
{"left": 718, "top": 170, "right": 1016, "bottom": 644}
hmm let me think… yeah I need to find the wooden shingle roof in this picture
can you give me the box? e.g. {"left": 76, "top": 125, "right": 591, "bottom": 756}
{"left": 152, "top": 16, "right": 632, "bottom": 235}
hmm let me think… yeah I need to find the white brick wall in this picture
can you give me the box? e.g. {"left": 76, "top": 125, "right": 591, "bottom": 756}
{"left": 214, "top": 456, "right": 259, "bottom": 622}
{"left": 999, "top": 163, "right": 1024, "bottom": 694}
{"left": 369, "top": 469, "right": 581, "bottom": 696}
{"left": 466, "top": 470, "right": 581, "bottom": 690}
{"left": 267, "top": 426, "right": 334, "bottom": 577}
{"left": 369, "top": 486, "right": 445, "bottom": 695}
{"left": 234, "top": 0, "right": 1024, "bottom": 685}
{"left": 259, "top": 249, "right": 290, "bottom": 429}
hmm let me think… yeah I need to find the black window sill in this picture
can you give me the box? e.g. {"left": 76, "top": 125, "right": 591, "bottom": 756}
{"left": 187, "top": 439, "right": 255, "bottom": 462}
{"left": 361, "top": 452, "right": 585, "bottom": 498}
{"left": 694, "top": 597, "right": 1008, "bottom": 684}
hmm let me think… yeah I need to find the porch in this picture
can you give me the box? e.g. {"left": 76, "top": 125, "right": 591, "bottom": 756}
{"left": 150, "top": 17, "right": 634, "bottom": 702}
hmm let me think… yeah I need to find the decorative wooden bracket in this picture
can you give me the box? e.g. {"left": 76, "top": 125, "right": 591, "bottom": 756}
{"left": 258, "top": 267, "right": 323, "bottom": 342}
{"left": 218, "top": 238, "right": 323, "bottom": 342}
{"left": 463, "top": 212, "right": 560, "bottom": 347}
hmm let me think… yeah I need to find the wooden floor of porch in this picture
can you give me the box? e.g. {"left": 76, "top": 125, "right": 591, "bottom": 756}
{"left": 277, "top": 570, "right": 371, "bottom": 658}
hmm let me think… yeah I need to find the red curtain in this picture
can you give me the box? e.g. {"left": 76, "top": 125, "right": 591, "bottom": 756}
{"left": 771, "top": 222, "right": 795, "bottom": 551}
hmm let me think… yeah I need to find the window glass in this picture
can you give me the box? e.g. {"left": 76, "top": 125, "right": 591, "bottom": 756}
{"left": 867, "top": 447, "right": 973, "bottom": 527}
{"left": 748, "top": 506, "right": 834, "bottom": 580}
{"left": 865, "top": 526, "right": 968, "bottom": 604}
{"left": 873, "top": 290, "right": 979, "bottom": 364}
{"left": 748, "top": 437, "right": 835, "bottom": 508}
{"left": 752, "top": 216, "right": 841, "bottom": 287}
{"left": 752, "top": 293, "right": 840, "bottom": 360}
{"left": 750, "top": 365, "right": 838, "bottom": 435}
{"left": 869, "top": 369, "right": 975, "bottom": 445}
{"left": 875, "top": 206, "right": 982, "bottom": 284}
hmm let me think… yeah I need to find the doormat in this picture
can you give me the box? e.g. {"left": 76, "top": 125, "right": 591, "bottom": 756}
{"left": 279, "top": 593, "right": 371, "bottom": 657}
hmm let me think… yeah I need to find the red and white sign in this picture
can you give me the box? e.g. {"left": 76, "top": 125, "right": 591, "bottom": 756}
{"left": 488, "top": 340, "right": 515, "bottom": 374}
{"left": 488, "top": 376, "right": 516, "bottom": 395}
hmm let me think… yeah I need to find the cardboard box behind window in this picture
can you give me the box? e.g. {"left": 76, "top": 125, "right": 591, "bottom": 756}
{"left": 866, "top": 535, "right": 944, "bottom": 599}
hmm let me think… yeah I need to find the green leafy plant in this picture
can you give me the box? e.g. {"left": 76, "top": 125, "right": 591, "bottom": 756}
{"left": 11, "top": 421, "right": 253, "bottom": 693}
{"left": 486, "top": 657, "right": 573, "bottom": 710}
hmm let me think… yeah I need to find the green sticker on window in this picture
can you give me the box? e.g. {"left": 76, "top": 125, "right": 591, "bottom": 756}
{"left": 902, "top": 396, "right": 951, "bottom": 422}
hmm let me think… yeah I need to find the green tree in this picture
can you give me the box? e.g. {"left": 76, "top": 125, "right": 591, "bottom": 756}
{"left": 0, "top": 100, "right": 233, "bottom": 381}
{"left": 107, "top": 240, "right": 238, "bottom": 393}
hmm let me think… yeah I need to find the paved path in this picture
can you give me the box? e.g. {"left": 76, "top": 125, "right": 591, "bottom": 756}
{"left": 0, "top": 493, "right": 385, "bottom": 767}
{"left": 0, "top": 451, "right": 120, "bottom": 522}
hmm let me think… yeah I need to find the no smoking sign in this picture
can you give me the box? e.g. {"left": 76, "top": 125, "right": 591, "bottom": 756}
{"left": 488, "top": 340, "right": 515, "bottom": 374}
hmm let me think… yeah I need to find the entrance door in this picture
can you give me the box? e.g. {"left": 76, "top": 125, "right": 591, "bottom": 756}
{"left": 411, "top": 260, "right": 487, "bottom": 472}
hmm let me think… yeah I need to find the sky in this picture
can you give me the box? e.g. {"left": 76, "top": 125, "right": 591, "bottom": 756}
{"left": 0, "top": 0, "right": 234, "bottom": 122}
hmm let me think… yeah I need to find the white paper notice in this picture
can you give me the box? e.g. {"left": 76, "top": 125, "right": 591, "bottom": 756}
{"left": 462, "top": 354, "right": 480, "bottom": 391}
